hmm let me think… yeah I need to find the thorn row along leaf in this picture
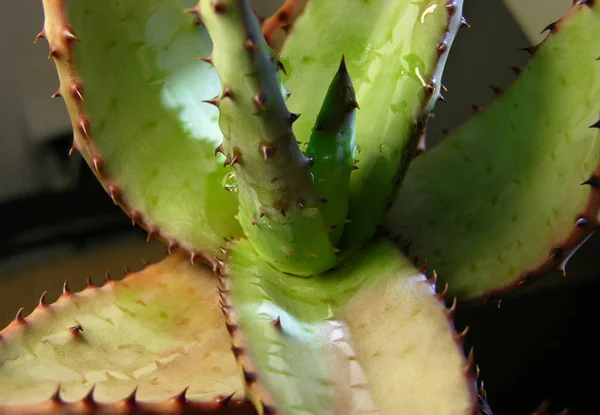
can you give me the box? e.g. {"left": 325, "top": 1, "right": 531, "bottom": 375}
{"left": 388, "top": 0, "right": 600, "bottom": 302}
{"left": 220, "top": 239, "right": 477, "bottom": 414}
{"left": 0, "top": 253, "right": 246, "bottom": 409}
{"left": 198, "top": 0, "right": 336, "bottom": 276}
{"left": 39, "top": 0, "right": 218, "bottom": 270}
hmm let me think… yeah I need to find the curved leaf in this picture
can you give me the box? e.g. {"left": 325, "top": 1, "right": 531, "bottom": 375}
{"left": 281, "top": 0, "right": 464, "bottom": 251}
{"left": 0, "top": 254, "right": 243, "bottom": 407}
{"left": 387, "top": 2, "right": 600, "bottom": 300}
{"left": 40, "top": 0, "right": 241, "bottom": 265}
{"left": 222, "top": 239, "right": 476, "bottom": 415}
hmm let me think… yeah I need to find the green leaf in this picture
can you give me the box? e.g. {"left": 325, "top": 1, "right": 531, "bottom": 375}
{"left": 41, "top": 0, "right": 241, "bottom": 263}
{"left": 222, "top": 239, "right": 475, "bottom": 415}
{"left": 387, "top": 3, "right": 600, "bottom": 300}
{"left": 281, "top": 0, "right": 464, "bottom": 252}
{"left": 0, "top": 254, "right": 242, "bottom": 407}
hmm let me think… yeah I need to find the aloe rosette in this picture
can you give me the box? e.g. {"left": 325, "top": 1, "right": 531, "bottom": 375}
{"left": 0, "top": 0, "right": 598, "bottom": 414}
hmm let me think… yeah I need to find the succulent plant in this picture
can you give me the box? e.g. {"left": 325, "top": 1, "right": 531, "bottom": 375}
{"left": 1, "top": 0, "right": 598, "bottom": 414}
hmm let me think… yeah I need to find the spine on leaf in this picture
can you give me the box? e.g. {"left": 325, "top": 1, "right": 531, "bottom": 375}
{"left": 305, "top": 58, "right": 358, "bottom": 245}
{"left": 199, "top": 0, "right": 336, "bottom": 276}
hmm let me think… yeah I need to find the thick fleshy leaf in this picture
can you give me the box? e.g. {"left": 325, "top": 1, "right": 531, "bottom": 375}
{"left": 0, "top": 253, "right": 244, "bottom": 408}
{"left": 281, "top": 0, "right": 464, "bottom": 251}
{"left": 222, "top": 239, "right": 476, "bottom": 415}
{"left": 387, "top": 3, "right": 600, "bottom": 300}
{"left": 40, "top": 0, "right": 241, "bottom": 266}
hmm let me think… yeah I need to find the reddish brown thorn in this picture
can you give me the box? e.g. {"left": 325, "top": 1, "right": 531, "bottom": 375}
{"left": 104, "top": 271, "right": 112, "bottom": 283}
{"left": 460, "top": 17, "right": 470, "bottom": 29}
{"left": 85, "top": 276, "right": 95, "bottom": 288}
{"left": 254, "top": 92, "right": 267, "bottom": 110}
{"left": 519, "top": 45, "right": 538, "bottom": 56}
{"left": 184, "top": 6, "right": 201, "bottom": 18}
{"left": 171, "top": 387, "right": 189, "bottom": 404}
{"left": 290, "top": 112, "right": 300, "bottom": 123}
{"left": 222, "top": 85, "right": 234, "bottom": 99}
{"left": 190, "top": 253, "right": 199, "bottom": 265}
{"left": 224, "top": 149, "right": 242, "bottom": 167}
{"left": 33, "top": 30, "right": 45, "bottom": 43}
{"left": 590, "top": 119, "right": 600, "bottom": 129}
{"left": 274, "top": 202, "right": 287, "bottom": 216}
{"left": 260, "top": 142, "right": 275, "bottom": 163}
{"left": 51, "top": 89, "right": 62, "bottom": 99}
{"left": 276, "top": 60, "right": 287, "bottom": 76}
{"left": 198, "top": 56, "right": 213, "bottom": 65}
{"left": 456, "top": 326, "right": 469, "bottom": 342}
{"left": 64, "top": 29, "right": 81, "bottom": 43}
{"left": 263, "top": 405, "right": 277, "bottom": 414}
{"left": 252, "top": 218, "right": 258, "bottom": 225}
{"left": 50, "top": 385, "right": 64, "bottom": 404}
{"left": 437, "top": 94, "right": 446, "bottom": 103}
{"left": 146, "top": 228, "right": 158, "bottom": 242}
{"left": 14, "top": 308, "right": 25, "bottom": 324}
{"left": 68, "top": 144, "right": 77, "bottom": 156}
{"left": 419, "top": 258, "right": 429, "bottom": 274}
{"left": 471, "top": 104, "right": 484, "bottom": 113}
{"left": 79, "top": 118, "right": 90, "bottom": 139}
{"left": 424, "top": 83, "right": 435, "bottom": 95}
{"left": 215, "top": 143, "right": 225, "bottom": 157}
{"left": 62, "top": 280, "right": 71, "bottom": 295}
{"left": 575, "top": 216, "right": 588, "bottom": 228}
{"left": 130, "top": 210, "right": 142, "bottom": 226}
{"left": 351, "top": 164, "right": 359, "bottom": 170}
{"left": 581, "top": 175, "right": 599, "bottom": 188}
{"left": 244, "top": 37, "right": 259, "bottom": 52}
{"left": 445, "top": 2, "right": 457, "bottom": 13}
{"left": 92, "top": 157, "right": 104, "bottom": 173}
{"left": 509, "top": 65, "right": 523, "bottom": 75}
{"left": 38, "top": 291, "right": 48, "bottom": 307}
{"left": 437, "top": 42, "right": 448, "bottom": 53}
{"left": 47, "top": 46, "right": 59, "bottom": 59}
{"left": 69, "top": 325, "right": 84, "bottom": 337}
{"left": 497, "top": 299, "right": 502, "bottom": 309}
{"left": 203, "top": 96, "right": 220, "bottom": 108}
{"left": 168, "top": 241, "right": 179, "bottom": 254}
{"left": 259, "top": 209, "right": 266, "bottom": 218}
{"left": 231, "top": 345, "right": 243, "bottom": 357}
{"left": 216, "top": 392, "right": 236, "bottom": 406}
{"left": 541, "top": 22, "right": 557, "bottom": 34}
{"left": 436, "top": 282, "right": 449, "bottom": 300}
{"left": 107, "top": 185, "right": 120, "bottom": 205}
{"left": 446, "top": 297, "right": 457, "bottom": 318}
{"left": 123, "top": 265, "right": 131, "bottom": 275}
{"left": 243, "top": 370, "right": 257, "bottom": 384}
{"left": 489, "top": 85, "right": 503, "bottom": 96}
{"left": 210, "top": 0, "right": 227, "bottom": 14}
{"left": 271, "top": 316, "right": 282, "bottom": 330}
{"left": 123, "top": 387, "right": 138, "bottom": 406}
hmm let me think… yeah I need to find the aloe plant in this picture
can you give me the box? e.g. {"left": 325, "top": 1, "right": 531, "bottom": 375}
{"left": 1, "top": 0, "right": 598, "bottom": 413}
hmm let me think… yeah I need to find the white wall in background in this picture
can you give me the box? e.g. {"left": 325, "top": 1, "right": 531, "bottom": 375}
{"left": 504, "top": 0, "right": 571, "bottom": 43}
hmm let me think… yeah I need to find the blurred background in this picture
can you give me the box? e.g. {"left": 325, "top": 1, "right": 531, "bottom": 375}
{"left": 0, "top": 1, "right": 598, "bottom": 414}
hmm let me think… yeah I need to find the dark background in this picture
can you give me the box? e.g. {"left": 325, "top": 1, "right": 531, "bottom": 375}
{"left": 0, "top": 1, "right": 598, "bottom": 414}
